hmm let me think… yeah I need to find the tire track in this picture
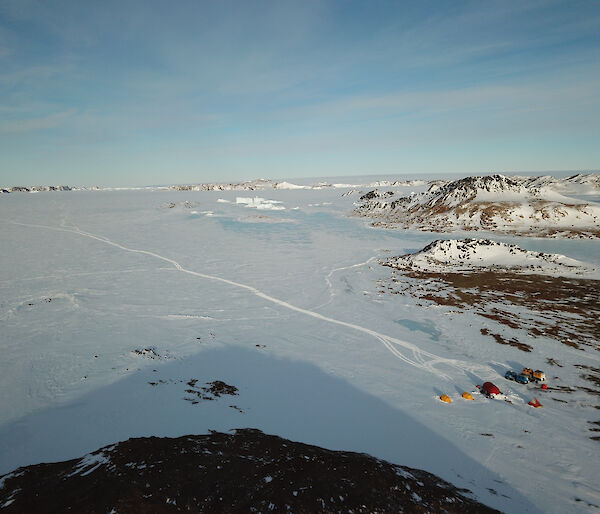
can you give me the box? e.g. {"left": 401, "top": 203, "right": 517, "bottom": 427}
{"left": 10, "top": 221, "right": 489, "bottom": 379}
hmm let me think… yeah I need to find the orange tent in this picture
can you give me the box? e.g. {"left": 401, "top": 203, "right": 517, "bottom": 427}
{"left": 440, "top": 394, "right": 452, "bottom": 403}
{"left": 462, "top": 392, "right": 474, "bottom": 400}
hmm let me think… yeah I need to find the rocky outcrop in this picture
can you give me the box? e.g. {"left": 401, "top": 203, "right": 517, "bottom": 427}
{"left": 0, "top": 429, "right": 498, "bottom": 513}
{"left": 354, "top": 174, "right": 600, "bottom": 238}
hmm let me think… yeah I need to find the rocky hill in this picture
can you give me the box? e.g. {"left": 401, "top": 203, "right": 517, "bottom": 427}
{"left": 354, "top": 174, "right": 600, "bottom": 238}
{"left": 0, "top": 429, "right": 498, "bottom": 513}
{"left": 383, "top": 238, "right": 598, "bottom": 278}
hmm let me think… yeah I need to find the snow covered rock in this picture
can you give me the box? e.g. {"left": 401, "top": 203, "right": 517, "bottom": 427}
{"left": 0, "top": 185, "right": 75, "bottom": 193}
{"left": 354, "top": 174, "right": 600, "bottom": 238}
{"left": 384, "top": 239, "right": 598, "bottom": 278}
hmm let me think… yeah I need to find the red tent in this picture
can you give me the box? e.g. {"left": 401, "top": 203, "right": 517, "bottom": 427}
{"left": 481, "top": 382, "right": 501, "bottom": 396}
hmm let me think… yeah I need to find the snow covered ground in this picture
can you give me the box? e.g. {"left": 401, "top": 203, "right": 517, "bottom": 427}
{"left": 1, "top": 182, "right": 599, "bottom": 513}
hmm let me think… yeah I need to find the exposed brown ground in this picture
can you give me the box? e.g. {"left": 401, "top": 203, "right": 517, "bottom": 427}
{"left": 358, "top": 197, "right": 600, "bottom": 239}
{"left": 381, "top": 268, "right": 600, "bottom": 352}
{"left": 378, "top": 267, "right": 600, "bottom": 417}
{"left": 370, "top": 216, "right": 600, "bottom": 239}
{"left": 370, "top": 221, "right": 600, "bottom": 239}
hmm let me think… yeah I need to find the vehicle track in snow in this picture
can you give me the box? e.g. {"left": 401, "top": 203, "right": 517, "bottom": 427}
{"left": 312, "top": 257, "right": 378, "bottom": 311}
{"left": 10, "top": 221, "right": 491, "bottom": 380}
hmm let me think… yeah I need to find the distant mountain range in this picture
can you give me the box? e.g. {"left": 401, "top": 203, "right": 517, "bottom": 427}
{"left": 0, "top": 185, "right": 90, "bottom": 193}
{"left": 1, "top": 178, "right": 426, "bottom": 194}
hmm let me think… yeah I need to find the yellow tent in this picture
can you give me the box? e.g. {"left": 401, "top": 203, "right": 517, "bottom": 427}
{"left": 462, "top": 392, "right": 474, "bottom": 400}
{"left": 440, "top": 394, "right": 452, "bottom": 403}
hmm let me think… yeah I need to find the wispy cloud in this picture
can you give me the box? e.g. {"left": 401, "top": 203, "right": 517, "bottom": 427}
{"left": 1, "top": 0, "right": 599, "bottom": 184}
{"left": 0, "top": 109, "right": 75, "bottom": 134}
{"left": 0, "top": 65, "right": 65, "bottom": 87}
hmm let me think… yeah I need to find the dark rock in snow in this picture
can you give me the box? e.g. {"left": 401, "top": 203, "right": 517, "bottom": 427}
{"left": 0, "top": 429, "right": 499, "bottom": 513}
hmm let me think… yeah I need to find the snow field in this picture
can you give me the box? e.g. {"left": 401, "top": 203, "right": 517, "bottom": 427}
{"left": 1, "top": 187, "right": 599, "bottom": 513}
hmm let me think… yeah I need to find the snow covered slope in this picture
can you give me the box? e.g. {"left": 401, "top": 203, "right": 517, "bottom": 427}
{"left": 384, "top": 239, "right": 599, "bottom": 278}
{"left": 519, "top": 173, "right": 600, "bottom": 196}
{"left": 559, "top": 173, "right": 600, "bottom": 195}
{"left": 354, "top": 174, "right": 600, "bottom": 238}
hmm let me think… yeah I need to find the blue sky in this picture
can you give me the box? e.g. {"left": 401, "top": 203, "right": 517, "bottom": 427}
{"left": 1, "top": 0, "right": 599, "bottom": 186}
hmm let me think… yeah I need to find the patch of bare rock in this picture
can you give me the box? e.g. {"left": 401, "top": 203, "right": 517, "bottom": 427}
{"left": 0, "top": 429, "right": 498, "bottom": 513}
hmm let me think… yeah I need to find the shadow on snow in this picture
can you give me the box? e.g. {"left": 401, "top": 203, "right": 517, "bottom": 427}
{"left": 0, "top": 345, "right": 539, "bottom": 512}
